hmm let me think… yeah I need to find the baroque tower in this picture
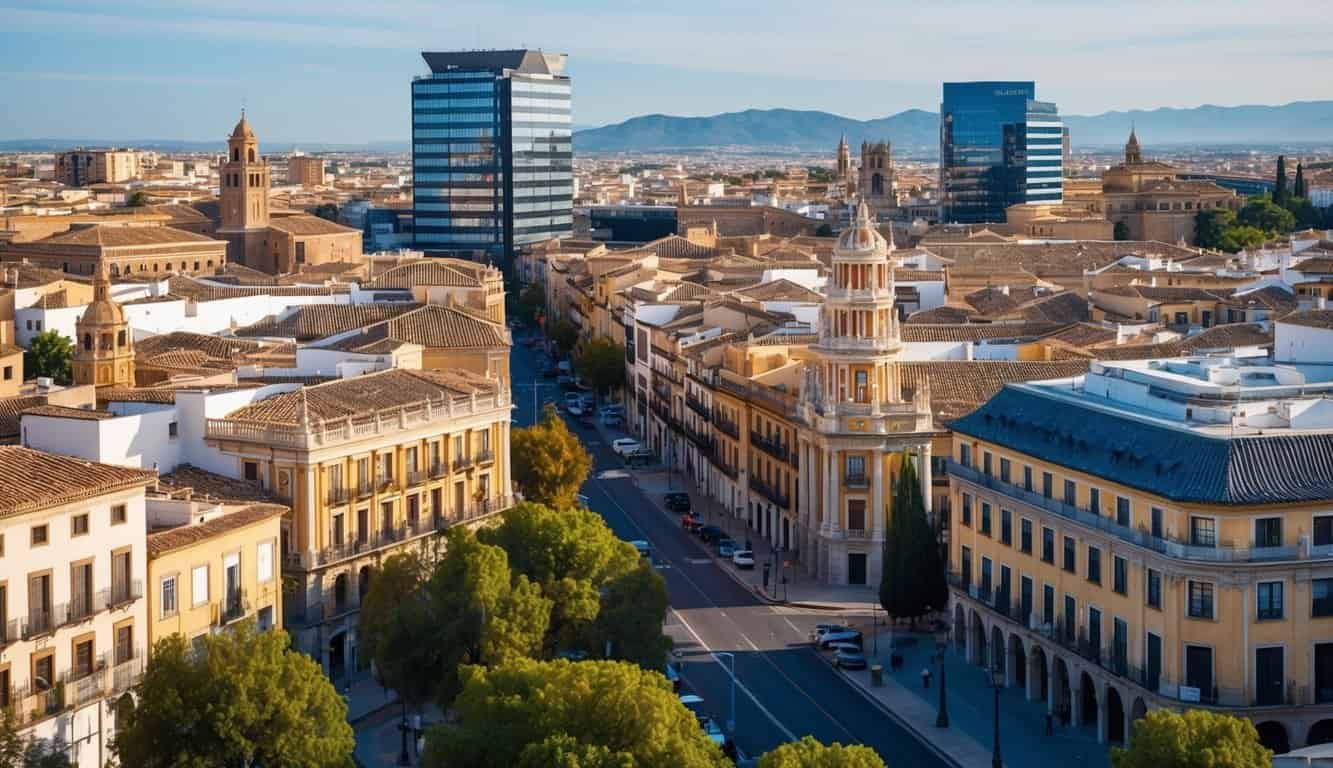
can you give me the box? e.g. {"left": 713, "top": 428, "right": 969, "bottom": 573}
{"left": 795, "top": 201, "right": 934, "bottom": 586}
{"left": 217, "top": 111, "right": 271, "bottom": 267}
{"left": 1125, "top": 126, "right": 1142, "bottom": 164}
{"left": 836, "top": 134, "right": 851, "bottom": 181}
{"left": 858, "top": 141, "right": 895, "bottom": 214}
{"left": 73, "top": 259, "right": 134, "bottom": 388}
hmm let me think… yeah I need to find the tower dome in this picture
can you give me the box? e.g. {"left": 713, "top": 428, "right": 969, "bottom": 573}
{"left": 231, "top": 110, "right": 255, "bottom": 139}
{"left": 835, "top": 201, "right": 890, "bottom": 258}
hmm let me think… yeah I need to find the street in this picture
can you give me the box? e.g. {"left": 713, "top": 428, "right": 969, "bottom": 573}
{"left": 510, "top": 336, "right": 955, "bottom": 767}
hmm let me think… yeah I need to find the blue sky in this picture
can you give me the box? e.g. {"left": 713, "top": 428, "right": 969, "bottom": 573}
{"left": 2, "top": 0, "right": 1330, "bottom": 143}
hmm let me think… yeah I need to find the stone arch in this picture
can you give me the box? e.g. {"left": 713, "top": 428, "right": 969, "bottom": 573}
{"left": 248, "top": 148, "right": 256, "bottom": 162}
{"left": 358, "top": 565, "right": 372, "bottom": 603}
{"left": 1105, "top": 684, "right": 1126, "bottom": 744}
{"left": 1008, "top": 633, "right": 1026, "bottom": 689}
{"left": 1030, "top": 644, "right": 1049, "bottom": 704}
{"left": 970, "top": 609, "right": 986, "bottom": 666}
{"left": 333, "top": 572, "right": 349, "bottom": 612}
{"left": 1308, "top": 719, "right": 1333, "bottom": 747}
{"left": 954, "top": 603, "right": 966, "bottom": 654}
{"left": 1052, "top": 656, "right": 1072, "bottom": 726}
{"left": 990, "top": 626, "right": 1005, "bottom": 676}
{"left": 1079, "top": 670, "right": 1099, "bottom": 728}
{"left": 1255, "top": 721, "right": 1289, "bottom": 754}
{"left": 1129, "top": 696, "right": 1147, "bottom": 734}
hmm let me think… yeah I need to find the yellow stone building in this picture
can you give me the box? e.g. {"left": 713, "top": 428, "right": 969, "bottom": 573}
{"left": 946, "top": 357, "right": 1333, "bottom": 752}
{"left": 72, "top": 261, "right": 134, "bottom": 389}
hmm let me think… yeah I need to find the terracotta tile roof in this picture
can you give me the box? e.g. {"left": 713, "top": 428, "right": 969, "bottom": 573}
{"left": 147, "top": 503, "right": 286, "bottom": 557}
{"left": 1039, "top": 322, "right": 1119, "bottom": 348}
{"left": 899, "top": 361, "right": 1092, "bottom": 420}
{"left": 1293, "top": 256, "right": 1333, "bottom": 274}
{"left": 137, "top": 331, "right": 264, "bottom": 362}
{"left": 26, "top": 289, "right": 69, "bottom": 309}
{"left": 895, "top": 269, "right": 946, "bottom": 282}
{"left": 965, "top": 286, "right": 1033, "bottom": 316}
{"left": 1218, "top": 285, "right": 1298, "bottom": 313}
{"left": 1005, "top": 291, "right": 1090, "bottom": 324}
{"left": 901, "top": 322, "right": 1068, "bottom": 343}
{"left": 906, "top": 304, "right": 978, "bottom": 324}
{"left": 366, "top": 260, "right": 486, "bottom": 289}
{"left": 157, "top": 464, "right": 279, "bottom": 504}
{"left": 234, "top": 303, "right": 420, "bottom": 341}
{"left": 0, "top": 395, "right": 46, "bottom": 439}
{"left": 1175, "top": 323, "right": 1272, "bottom": 352}
{"left": 1099, "top": 285, "right": 1227, "bottom": 302}
{"left": 38, "top": 225, "right": 220, "bottom": 248}
{"left": 266, "top": 214, "right": 359, "bottom": 237}
{"left": 627, "top": 235, "right": 718, "bottom": 260}
{"left": 165, "top": 276, "right": 349, "bottom": 302}
{"left": 0, "top": 446, "right": 156, "bottom": 516}
{"left": 0, "top": 264, "right": 74, "bottom": 289}
{"left": 382, "top": 304, "right": 510, "bottom": 349}
{"left": 98, "top": 387, "right": 180, "bottom": 404}
{"left": 21, "top": 404, "right": 114, "bottom": 420}
{"left": 223, "top": 368, "right": 500, "bottom": 425}
{"left": 733, "top": 279, "right": 822, "bottom": 303}
{"left": 1280, "top": 309, "right": 1333, "bottom": 330}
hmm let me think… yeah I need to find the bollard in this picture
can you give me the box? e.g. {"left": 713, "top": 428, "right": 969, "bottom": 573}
{"left": 871, "top": 665, "right": 883, "bottom": 687}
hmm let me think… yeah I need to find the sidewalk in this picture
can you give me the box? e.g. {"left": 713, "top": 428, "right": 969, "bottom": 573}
{"left": 827, "top": 627, "right": 1105, "bottom": 768}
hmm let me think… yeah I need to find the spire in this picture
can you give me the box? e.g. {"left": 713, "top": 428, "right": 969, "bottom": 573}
{"left": 93, "top": 257, "right": 111, "bottom": 303}
{"left": 1125, "top": 124, "right": 1142, "bottom": 164}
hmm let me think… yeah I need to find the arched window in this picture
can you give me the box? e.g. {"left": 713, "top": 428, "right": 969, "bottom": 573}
{"left": 231, "top": 148, "right": 239, "bottom": 162}
{"left": 117, "top": 330, "right": 126, "bottom": 348}
{"left": 83, "top": 333, "right": 92, "bottom": 351}
{"left": 109, "top": 264, "right": 119, "bottom": 277}
{"left": 248, "top": 148, "right": 256, "bottom": 162}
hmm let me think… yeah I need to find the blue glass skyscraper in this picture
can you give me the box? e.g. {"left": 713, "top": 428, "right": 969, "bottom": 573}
{"left": 940, "top": 82, "right": 1064, "bottom": 223}
{"left": 412, "top": 50, "right": 573, "bottom": 260}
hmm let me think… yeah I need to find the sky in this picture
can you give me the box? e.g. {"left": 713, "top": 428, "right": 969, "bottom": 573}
{"left": 2, "top": 0, "right": 1331, "bottom": 144}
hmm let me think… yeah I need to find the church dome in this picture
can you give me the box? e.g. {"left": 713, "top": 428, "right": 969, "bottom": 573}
{"left": 79, "top": 262, "right": 127, "bottom": 327}
{"left": 231, "top": 112, "right": 255, "bottom": 139}
{"left": 835, "top": 201, "right": 890, "bottom": 258}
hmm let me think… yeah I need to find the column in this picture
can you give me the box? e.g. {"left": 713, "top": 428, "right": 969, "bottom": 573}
{"left": 501, "top": 421, "right": 511, "bottom": 495}
{"left": 1071, "top": 684, "right": 1082, "bottom": 728}
{"left": 965, "top": 611, "right": 976, "bottom": 665}
{"left": 1047, "top": 670, "right": 1056, "bottom": 715}
{"left": 1123, "top": 708, "right": 1133, "bottom": 746}
{"left": 303, "top": 467, "right": 317, "bottom": 556}
{"left": 1026, "top": 652, "right": 1037, "bottom": 702}
{"left": 919, "top": 443, "right": 933, "bottom": 520}
{"left": 871, "top": 452, "right": 884, "bottom": 537}
{"left": 825, "top": 450, "right": 839, "bottom": 533}
{"left": 1096, "top": 692, "right": 1107, "bottom": 744}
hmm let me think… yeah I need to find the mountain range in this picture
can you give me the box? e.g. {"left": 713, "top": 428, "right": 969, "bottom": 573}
{"left": 573, "top": 100, "right": 1333, "bottom": 154}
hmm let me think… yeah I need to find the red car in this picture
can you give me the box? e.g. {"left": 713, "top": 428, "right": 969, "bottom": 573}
{"left": 681, "top": 512, "right": 703, "bottom": 532}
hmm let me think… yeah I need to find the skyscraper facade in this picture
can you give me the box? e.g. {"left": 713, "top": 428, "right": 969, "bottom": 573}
{"left": 939, "top": 81, "right": 1064, "bottom": 224}
{"left": 412, "top": 50, "right": 573, "bottom": 260}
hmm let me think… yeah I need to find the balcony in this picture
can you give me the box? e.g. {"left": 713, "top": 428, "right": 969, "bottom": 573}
{"left": 476, "top": 449, "right": 495, "bottom": 465}
{"left": 429, "top": 460, "right": 447, "bottom": 479}
{"left": 712, "top": 412, "right": 739, "bottom": 439}
{"left": 684, "top": 423, "right": 713, "bottom": 451}
{"left": 686, "top": 395, "right": 710, "bottom": 419}
{"left": 749, "top": 430, "right": 792, "bottom": 463}
{"left": 22, "top": 610, "right": 54, "bottom": 640}
{"left": 375, "top": 474, "right": 396, "bottom": 492}
{"left": 405, "top": 469, "right": 424, "bottom": 487}
{"left": 326, "top": 487, "right": 349, "bottom": 506}
{"left": 356, "top": 481, "right": 374, "bottom": 499}
{"left": 749, "top": 476, "right": 790, "bottom": 509}
{"left": 217, "top": 590, "right": 250, "bottom": 626}
{"left": 453, "top": 456, "right": 474, "bottom": 472}
{"left": 109, "top": 579, "right": 143, "bottom": 609}
{"left": 844, "top": 473, "right": 868, "bottom": 489}
{"left": 948, "top": 460, "right": 1312, "bottom": 564}
{"left": 9, "top": 648, "right": 144, "bottom": 729}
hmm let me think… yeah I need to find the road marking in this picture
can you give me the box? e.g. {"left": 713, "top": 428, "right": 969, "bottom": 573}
{"left": 671, "top": 608, "right": 797, "bottom": 743}
{"left": 684, "top": 557, "right": 713, "bottom": 565}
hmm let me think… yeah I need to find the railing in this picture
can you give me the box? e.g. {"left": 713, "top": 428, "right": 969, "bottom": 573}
{"left": 712, "top": 412, "right": 739, "bottom": 439}
{"left": 429, "top": 461, "right": 447, "bottom": 479}
{"left": 815, "top": 335, "right": 901, "bottom": 353}
{"left": 717, "top": 376, "right": 801, "bottom": 419}
{"left": 375, "top": 474, "right": 396, "bottom": 492}
{"left": 110, "top": 579, "right": 143, "bottom": 608}
{"left": 749, "top": 430, "right": 792, "bottom": 463}
{"left": 824, "top": 285, "right": 896, "bottom": 302}
{"left": 22, "top": 610, "right": 55, "bottom": 640}
{"left": 218, "top": 590, "right": 250, "bottom": 625}
{"left": 405, "top": 469, "right": 424, "bottom": 487}
{"left": 204, "top": 390, "right": 512, "bottom": 449}
{"left": 749, "top": 476, "right": 790, "bottom": 508}
{"left": 845, "top": 528, "right": 873, "bottom": 540}
{"left": 476, "top": 449, "right": 495, "bottom": 465}
{"left": 356, "top": 481, "right": 374, "bottom": 499}
{"left": 0, "top": 618, "right": 18, "bottom": 647}
{"left": 845, "top": 473, "right": 868, "bottom": 488}
{"left": 686, "top": 395, "right": 710, "bottom": 419}
{"left": 453, "top": 456, "right": 474, "bottom": 472}
{"left": 326, "top": 487, "right": 348, "bottom": 505}
{"left": 684, "top": 423, "right": 714, "bottom": 451}
{"left": 948, "top": 460, "right": 1313, "bottom": 564}
{"left": 705, "top": 446, "right": 738, "bottom": 479}
{"left": 9, "top": 648, "right": 144, "bottom": 728}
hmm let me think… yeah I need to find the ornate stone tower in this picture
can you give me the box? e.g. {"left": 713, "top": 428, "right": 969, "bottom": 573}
{"left": 217, "top": 111, "right": 270, "bottom": 267}
{"left": 1125, "top": 126, "right": 1142, "bottom": 164}
{"left": 795, "top": 200, "right": 934, "bottom": 586}
{"left": 858, "top": 141, "right": 895, "bottom": 214}
{"left": 836, "top": 134, "right": 851, "bottom": 181}
{"left": 73, "top": 260, "right": 134, "bottom": 388}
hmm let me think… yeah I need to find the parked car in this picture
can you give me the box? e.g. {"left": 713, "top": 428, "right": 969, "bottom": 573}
{"left": 602, "top": 413, "right": 624, "bottom": 427}
{"left": 681, "top": 511, "right": 703, "bottom": 531}
{"left": 664, "top": 661, "right": 681, "bottom": 692}
{"left": 698, "top": 524, "right": 724, "bottom": 543}
{"left": 832, "top": 646, "right": 868, "bottom": 670}
{"left": 599, "top": 405, "right": 625, "bottom": 418}
{"left": 663, "top": 491, "right": 691, "bottom": 512}
{"left": 732, "top": 549, "right": 755, "bottom": 569}
{"left": 625, "top": 448, "right": 654, "bottom": 467}
{"left": 818, "top": 629, "right": 863, "bottom": 649}
{"left": 716, "top": 538, "right": 736, "bottom": 557}
{"left": 631, "top": 539, "right": 652, "bottom": 559}
{"left": 815, "top": 624, "right": 850, "bottom": 639}
{"left": 567, "top": 403, "right": 585, "bottom": 417}
{"left": 611, "top": 438, "right": 642, "bottom": 456}
{"left": 678, "top": 695, "right": 726, "bottom": 747}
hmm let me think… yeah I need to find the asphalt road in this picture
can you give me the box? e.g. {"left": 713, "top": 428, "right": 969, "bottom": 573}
{"left": 509, "top": 335, "right": 953, "bottom": 767}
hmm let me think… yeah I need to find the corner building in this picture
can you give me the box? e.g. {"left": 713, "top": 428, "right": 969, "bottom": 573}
{"left": 946, "top": 357, "right": 1333, "bottom": 752}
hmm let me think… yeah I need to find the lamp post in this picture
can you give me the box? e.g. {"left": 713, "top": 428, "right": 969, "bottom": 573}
{"left": 990, "top": 661, "right": 1004, "bottom": 768}
{"left": 934, "top": 623, "right": 950, "bottom": 728}
{"left": 397, "top": 699, "right": 412, "bottom": 766}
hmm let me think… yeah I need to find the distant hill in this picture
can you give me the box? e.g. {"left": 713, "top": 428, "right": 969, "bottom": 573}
{"left": 574, "top": 101, "right": 1333, "bottom": 154}
{"left": 0, "top": 139, "right": 409, "bottom": 153}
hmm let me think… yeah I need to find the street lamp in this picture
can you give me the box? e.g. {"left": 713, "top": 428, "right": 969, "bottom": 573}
{"left": 990, "top": 661, "right": 1004, "bottom": 768}
{"left": 397, "top": 700, "right": 412, "bottom": 766}
{"left": 714, "top": 651, "right": 737, "bottom": 737}
{"left": 934, "top": 623, "right": 950, "bottom": 728}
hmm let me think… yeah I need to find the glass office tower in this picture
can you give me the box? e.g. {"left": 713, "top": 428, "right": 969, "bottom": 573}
{"left": 940, "top": 82, "right": 1064, "bottom": 224}
{"left": 412, "top": 50, "right": 573, "bottom": 260}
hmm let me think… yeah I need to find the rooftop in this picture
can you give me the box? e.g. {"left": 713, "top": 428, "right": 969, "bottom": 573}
{"left": 222, "top": 368, "right": 501, "bottom": 426}
{"left": 147, "top": 503, "right": 286, "bottom": 558}
{"left": 0, "top": 446, "right": 156, "bottom": 517}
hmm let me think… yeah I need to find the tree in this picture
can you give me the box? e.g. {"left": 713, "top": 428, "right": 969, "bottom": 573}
{"left": 112, "top": 623, "right": 354, "bottom": 768}
{"left": 0, "top": 709, "right": 69, "bottom": 767}
{"left": 517, "top": 281, "right": 546, "bottom": 326}
{"left": 1194, "top": 208, "right": 1237, "bottom": 250}
{"left": 427, "top": 528, "right": 552, "bottom": 705}
{"left": 549, "top": 319, "right": 578, "bottom": 354}
{"left": 312, "top": 203, "right": 339, "bottom": 223}
{"left": 1294, "top": 161, "right": 1308, "bottom": 200}
{"left": 880, "top": 452, "right": 947, "bottom": 624}
{"left": 593, "top": 562, "right": 673, "bottom": 669}
{"left": 1218, "top": 225, "right": 1268, "bottom": 253}
{"left": 1113, "top": 221, "right": 1130, "bottom": 241}
{"left": 357, "top": 551, "right": 441, "bottom": 712}
{"left": 1286, "top": 196, "right": 1322, "bottom": 230}
{"left": 421, "top": 659, "right": 729, "bottom": 768}
{"left": 1110, "top": 709, "right": 1270, "bottom": 768}
{"left": 23, "top": 330, "right": 72, "bottom": 384}
{"left": 127, "top": 191, "right": 150, "bottom": 207}
{"left": 757, "top": 737, "right": 886, "bottom": 768}
{"left": 1238, "top": 196, "right": 1295, "bottom": 235}
{"left": 509, "top": 405, "right": 592, "bottom": 509}
{"left": 1274, "top": 155, "right": 1288, "bottom": 206}
{"left": 575, "top": 338, "right": 626, "bottom": 400}
{"left": 815, "top": 222, "right": 834, "bottom": 237}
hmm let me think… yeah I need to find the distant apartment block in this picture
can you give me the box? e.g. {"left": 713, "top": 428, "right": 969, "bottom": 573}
{"left": 287, "top": 155, "right": 326, "bottom": 188}
{"left": 55, "top": 149, "right": 142, "bottom": 187}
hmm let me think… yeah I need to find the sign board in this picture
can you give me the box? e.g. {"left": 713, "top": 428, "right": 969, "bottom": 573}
{"left": 1178, "top": 686, "right": 1201, "bottom": 703}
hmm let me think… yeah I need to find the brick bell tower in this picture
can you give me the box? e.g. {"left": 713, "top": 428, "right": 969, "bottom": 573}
{"left": 216, "top": 110, "right": 270, "bottom": 268}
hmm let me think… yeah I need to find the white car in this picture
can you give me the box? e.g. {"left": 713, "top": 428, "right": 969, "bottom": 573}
{"left": 567, "top": 403, "right": 585, "bottom": 416}
{"left": 732, "top": 550, "right": 755, "bottom": 569}
{"left": 611, "top": 438, "right": 642, "bottom": 457}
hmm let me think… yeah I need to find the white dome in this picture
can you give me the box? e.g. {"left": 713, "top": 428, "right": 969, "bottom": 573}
{"left": 835, "top": 201, "right": 890, "bottom": 258}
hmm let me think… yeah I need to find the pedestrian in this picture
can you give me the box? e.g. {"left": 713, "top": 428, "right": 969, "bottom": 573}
{"left": 1045, "top": 712, "right": 1054, "bottom": 736}
{"left": 921, "top": 668, "right": 931, "bottom": 689}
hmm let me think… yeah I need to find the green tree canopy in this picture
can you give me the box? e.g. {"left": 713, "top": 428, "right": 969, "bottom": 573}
{"left": 357, "top": 550, "right": 441, "bottom": 710}
{"left": 1274, "top": 155, "right": 1289, "bottom": 206}
{"left": 1238, "top": 196, "right": 1296, "bottom": 235}
{"left": 757, "top": 736, "right": 886, "bottom": 768}
{"left": 112, "top": 623, "right": 354, "bottom": 768}
{"left": 0, "top": 709, "right": 69, "bottom": 767}
{"left": 428, "top": 527, "right": 552, "bottom": 705}
{"left": 23, "top": 330, "right": 72, "bottom": 384}
{"left": 1113, "top": 221, "right": 1130, "bottom": 241}
{"left": 421, "top": 659, "right": 729, "bottom": 768}
{"left": 518, "top": 282, "right": 546, "bottom": 326}
{"left": 1194, "top": 208, "right": 1236, "bottom": 251}
{"left": 574, "top": 338, "right": 627, "bottom": 398}
{"left": 1109, "top": 709, "right": 1271, "bottom": 768}
{"left": 127, "top": 191, "right": 151, "bottom": 207}
{"left": 593, "top": 561, "right": 673, "bottom": 669}
{"left": 550, "top": 319, "right": 579, "bottom": 354}
{"left": 880, "top": 452, "right": 947, "bottom": 623}
{"left": 1294, "top": 162, "right": 1308, "bottom": 199}
{"left": 312, "top": 203, "right": 339, "bottom": 222}
{"left": 1219, "top": 225, "right": 1267, "bottom": 253}
{"left": 510, "top": 405, "right": 592, "bottom": 509}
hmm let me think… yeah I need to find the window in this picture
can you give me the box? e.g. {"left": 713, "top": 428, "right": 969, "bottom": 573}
{"left": 30, "top": 525, "right": 47, "bottom": 546}
{"left": 1150, "top": 506, "right": 1164, "bottom": 539}
{"left": 999, "top": 458, "right": 1011, "bottom": 483}
{"left": 980, "top": 557, "right": 992, "bottom": 595}
{"left": 168, "top": 421, "right": 179, "bottom": 439}
{"left": 1314, "top": 578, "right": 1333, "bottom": 618}
{"left": 243, "top": 461, "right": 259, "bottom": 483}
{"left": 961, "top": 493, "right": 972, "bottom": 527}
{"left": 1316, "top": 516, "right": 1333, "bottom": 547}
{"left": 1190, "top": 516, "right": 1216, "bottom": 548}
{"left": 1257, "top": 581, "right": 1284, "bottom": 620}
{"left": 1000, "top": 509, "right": 1012, "bottom": 546}
{"left": 192, "top": 565, "right": 209, "bottom": 607}
{"left": 1042, "top": 472, "right": 1053, "bottom": 499}
{"left": 1020, "top": 519, "right": 1033, "bottom": 554}
{"left": 1063, "top": 535, "right": 1076, "bottom": 573}
{"left": 1063, "top": 479, "right": 1076, "bottom": 505}
{"left": 1188, "top": 581, "right": 1215, "bottom": 619}
{"left": 980, "top": 503, "right": 992, "bottom": 536}
{"left": 111, "top": 503, "right": 127, "bottom": 524}
{"left": 1088, "top": 487, "right": 1101, "bottom": 514}
{"left": 1087, "top": 545, "right": 1102, "bottom": 585}
{"left": 1041, "top": 527, "right": 1055, "bottom": 564}
{"left": 983, "top": 452, "right": 992, "bottom": 477}
{"left": 847, "top": 499, "right": 866, "bottom": 531}
{"left": 1255, "top": 517, "right": 1282, "bottom": 549}
{"left": 161, "top": 576, "right": 178, "bottom": 617}
{"left": 1146, "top": 568, "right": 1162, "bottom": 609}
{"left": 1113, "top": 556, "right": 1127, "bottom": 595}
{"left": 960, "top": 545, "right": 972, "bottom": 588}
{"left": 71, "top": 514, "right": 89, "bottom": 537}
{"left": 2, "top": 366, "right": 10, "bottom": 381}
{"left": 1023, "top": 466, "right": 1033, "bottom": 492}
{"left": 1043, "top": 584, "right": 1055, "bottom": 624}
{"left": 959, "top": 444, "right": 972, "bottom": 467}
{"left": 257, "top": 541, "right": 274, "bottom": 583}
{"left": 1115, "top": 497, "right": 1130, "bottom": 527}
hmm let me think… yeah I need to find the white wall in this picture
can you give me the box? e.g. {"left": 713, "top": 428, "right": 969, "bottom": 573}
{"left": 1275, "top": 321, "right": 1333, "bottom": 364}
{"left": 899, "top": 280, "right": 947, "bottom": 312}
{"left": 22, "top": 407, "right": 182, "bottom": 472}
{"left": 174, "top": 385, "right": 298, "bottom": 477}
{"left": 15, "top": 305, "right": 83, "bottom": 346}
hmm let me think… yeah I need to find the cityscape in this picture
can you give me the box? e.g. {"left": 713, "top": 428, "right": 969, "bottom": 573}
{"left": 1, "top": 4, "right": 1333, "bottom": 767}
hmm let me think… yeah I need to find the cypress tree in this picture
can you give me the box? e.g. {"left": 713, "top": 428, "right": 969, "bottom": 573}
{"left": 879, "top": 451, "right": 948, "bottom": 626}
{"left": 1294, "top": 162, "right": 1307, "bottom": 200}
{"left": 1275, "top": 155, "right": 1288, "bottom": 206}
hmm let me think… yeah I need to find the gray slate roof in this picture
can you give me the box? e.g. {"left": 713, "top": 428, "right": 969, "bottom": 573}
{"left": 948, "top": 386, "right": 1333, "bottom": 505}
